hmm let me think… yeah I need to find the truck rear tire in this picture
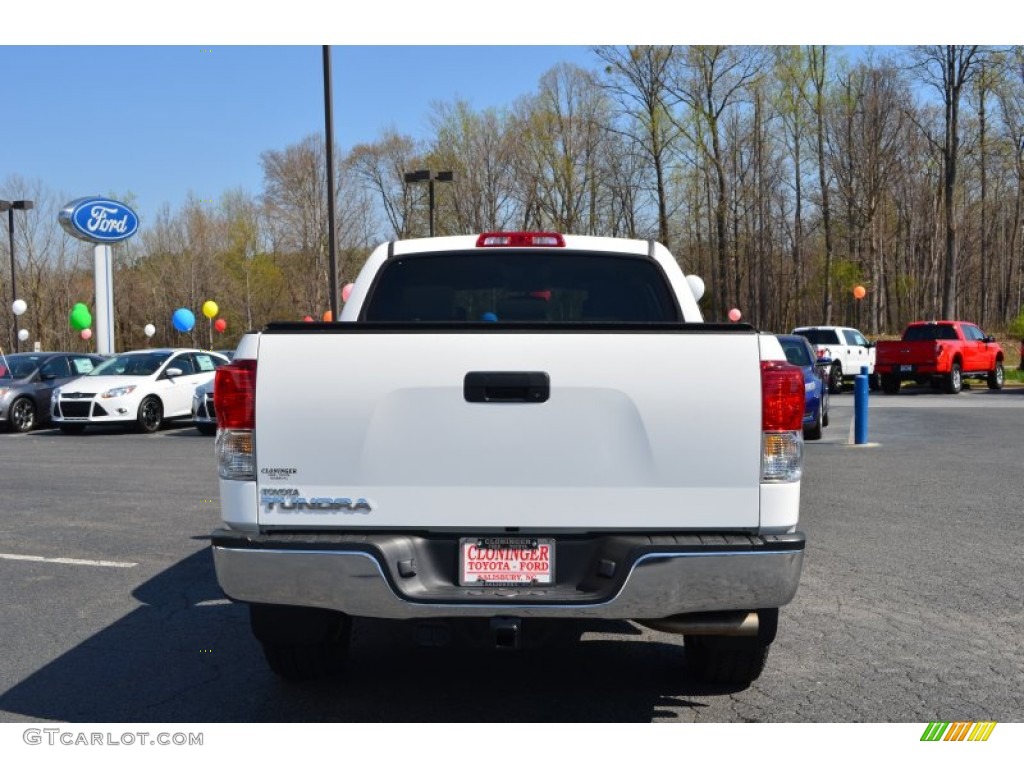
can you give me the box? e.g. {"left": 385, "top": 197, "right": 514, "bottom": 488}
{"left": 944, "top": 362, "right": 962, "bottom": 394}
{"left": 684, "top": 608, "right": 777, "bottom": 687}
{"left": 828, "top": 364, "right": 843, "bottom": 394}
{"left": 261, "top": 638, "right": 350, "bottom": 680}
{"left": 250, "top": 604, "right": 352, "bottom": 680}
{"left": 881, "top": 374, "right": 900, "bottom": 394}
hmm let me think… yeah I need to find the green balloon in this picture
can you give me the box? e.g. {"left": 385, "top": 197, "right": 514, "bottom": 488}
{"left": 69, "top": 304, "right": 93, "bottom": 331}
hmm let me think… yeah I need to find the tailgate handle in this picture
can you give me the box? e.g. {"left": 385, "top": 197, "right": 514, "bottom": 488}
{"left": 464, "top": 372, "right": 550, "bottom": 403}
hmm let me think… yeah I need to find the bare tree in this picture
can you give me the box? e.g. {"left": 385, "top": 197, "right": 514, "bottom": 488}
{"left": 667, "top": 46, "right": 769, "bottom": 314}
{"left": 346, "top": 131, "right": 421, "bottom": 239}
{"left": 510, "top": 63, "right": 613, "bottom": 234}
{"left": 804, "top": 46, "right": 838, "bottom": 323}
{"left": 829, "top": 61, "right": 909, "bottom": 334}
{"left": 911, "top": 45, "right": 986, "bottom": 318}
{"left": 594, "top": 45, "right": 680, "bottom": 247}
{"left": 427, "top": 101, "right": 518, "bottom": 233}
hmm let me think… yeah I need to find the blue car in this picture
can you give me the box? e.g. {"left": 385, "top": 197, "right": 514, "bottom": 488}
{"left": 777, "top": 334, "right": 829, "bottom": 440}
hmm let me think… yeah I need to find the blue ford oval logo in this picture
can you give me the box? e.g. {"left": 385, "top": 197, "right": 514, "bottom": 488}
{"left": 59, "top": 197, "right": 139, "bottom": 243}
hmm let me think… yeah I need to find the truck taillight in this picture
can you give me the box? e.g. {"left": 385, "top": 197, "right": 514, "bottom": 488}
{"left": 761, "top": 361, "right": 804, "bottom": 431}
{"left": 214, "top": 360, "right": 256, "bottom": 481}
{"left": 761, "top": 360, "right": 804, "bottom": 483}
{"left": 214, "top": 360, "right": 256, "bottom": 429}
{"left": 475, "top": 232, "right": 565, "bottom": 247}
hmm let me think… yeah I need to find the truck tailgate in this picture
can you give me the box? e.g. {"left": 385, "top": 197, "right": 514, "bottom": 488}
{"left": 253, "top": 329, "right": 763, "bottom": 530}
{"left": 876, "top": 340, "right": 940, "bottom": 366}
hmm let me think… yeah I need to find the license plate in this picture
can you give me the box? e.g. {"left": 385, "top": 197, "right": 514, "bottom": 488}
{"left": 459, "top": 537, "right": 554, "bottom": 586}
{"left": 900, "top": 364, "right": 913, "bottom": 372}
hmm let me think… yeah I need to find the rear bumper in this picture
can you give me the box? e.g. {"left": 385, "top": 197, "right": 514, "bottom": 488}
{"left": 211, "top": 529, "right": 805, "bottom": 620}
{"left": 876, "top": 363, "right": 942, "bottom": 378}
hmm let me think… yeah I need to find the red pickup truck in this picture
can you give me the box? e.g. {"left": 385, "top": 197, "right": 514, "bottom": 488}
{"left": 875, "top": 321, "right": 1005, "bottom": 394}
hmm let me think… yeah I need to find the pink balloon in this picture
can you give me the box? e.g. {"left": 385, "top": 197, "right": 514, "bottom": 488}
{"left": 81, "top": 328, "right": 93, "bottom": 340}
{"left": 728, "top": 308, "right": 742, "bottom": 322}
{"left": 342, "top": 283, "right": 354, "bottom": 302}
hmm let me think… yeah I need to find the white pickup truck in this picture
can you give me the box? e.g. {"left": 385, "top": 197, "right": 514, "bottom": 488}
{"left": 792, "top": 325, "right": 877, "bottom": 393}
{"left": 211, "top": 232, "right": 806, "bottom": 687}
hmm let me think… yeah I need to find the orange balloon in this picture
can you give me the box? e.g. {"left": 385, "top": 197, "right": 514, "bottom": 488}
{"left": 322, "top": 310, "right": 333, "bottom": 322}
{"left": 853, "top": 285, "right": 866, "bottom": 299}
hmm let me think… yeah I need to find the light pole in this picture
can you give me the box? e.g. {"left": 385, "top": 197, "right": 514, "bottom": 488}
{"left": 323, "top": 45, "right": 340, "bottom": 322}
{"left": 1, "top": 199, "right": 34, "bottom": 352}
{"left": 403, "top": 169, "right": 453, "bottom": 237}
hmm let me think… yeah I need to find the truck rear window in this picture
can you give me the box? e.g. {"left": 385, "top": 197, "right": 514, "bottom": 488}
{"left": 794, "top": 329, "right": 840, "bottom": 345}
{"left": 362, "top": 251, "right": 681, "bottom": 323}
{"left": 903, "top": 325, "right": 958, "bottom": 341}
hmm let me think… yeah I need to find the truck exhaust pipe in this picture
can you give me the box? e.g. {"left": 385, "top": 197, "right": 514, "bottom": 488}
{"left": 637, "top": 610, "right": 759, "bottom": 637}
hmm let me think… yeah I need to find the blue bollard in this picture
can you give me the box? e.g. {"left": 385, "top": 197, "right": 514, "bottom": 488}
{"left": 854, "top": 365, "right": 869, "bottom": 444}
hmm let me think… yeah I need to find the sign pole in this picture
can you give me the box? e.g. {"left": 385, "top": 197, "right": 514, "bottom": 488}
{"left": 94, "top": 244, "right": 115, "bottom": 354}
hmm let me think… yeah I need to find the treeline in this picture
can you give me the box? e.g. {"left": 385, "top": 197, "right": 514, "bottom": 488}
{"left": 4, "top": 45, "right": 1024, "bottom": 352}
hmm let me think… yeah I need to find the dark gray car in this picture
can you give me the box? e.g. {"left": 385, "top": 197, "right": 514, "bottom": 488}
{"left": 0, "top": 352, "right": 106, "bottom": 432}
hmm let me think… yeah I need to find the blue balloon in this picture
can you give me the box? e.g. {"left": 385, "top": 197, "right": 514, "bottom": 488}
{"left": 481, "top": 311, "right": 498, "bottom": 322}
{"left": 172, "top": 307, "right": 196, "bottom": 332}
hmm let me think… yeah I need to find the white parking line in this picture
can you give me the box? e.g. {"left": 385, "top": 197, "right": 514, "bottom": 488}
{"left": 0, "top": 553, "right": 138, "bottom": 568}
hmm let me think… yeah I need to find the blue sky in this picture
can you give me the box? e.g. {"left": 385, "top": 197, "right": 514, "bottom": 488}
{"left": 0, "top": 45, "right": 601, "bottom": 223}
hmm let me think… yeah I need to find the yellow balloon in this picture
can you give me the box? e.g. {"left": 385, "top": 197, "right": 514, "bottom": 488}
{"left": 202, "top": 300, "right": 219, "bottom": 319}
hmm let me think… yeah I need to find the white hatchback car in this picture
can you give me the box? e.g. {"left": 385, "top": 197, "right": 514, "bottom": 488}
{"left": 51, "top": 348, "right": 230, "bottom": 434}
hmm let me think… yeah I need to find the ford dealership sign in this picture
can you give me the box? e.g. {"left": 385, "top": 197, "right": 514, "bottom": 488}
{"left": 59, "top": 197, "right": 139, "bottom": 243}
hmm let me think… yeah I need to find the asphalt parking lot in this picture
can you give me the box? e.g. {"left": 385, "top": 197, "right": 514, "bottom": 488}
{"left": 1, "top": 386, "right": 1022, "bottom": 723}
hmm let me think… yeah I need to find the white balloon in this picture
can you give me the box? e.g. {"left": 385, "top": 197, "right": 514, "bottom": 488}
{"left": 12, "top": 299, "right": 27, "bottom": 316}
{"left": 144, "top": 323, "right": 156, "bottom": 337}
{"left": 17, "top": 328, "right": 29, "bottom": 341}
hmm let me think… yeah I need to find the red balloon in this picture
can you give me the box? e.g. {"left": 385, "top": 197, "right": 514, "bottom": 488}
{"left": 214, "top": 318, "right": 227, "bottom": 333}
{"left": 853, "top": 285, "right": 867, "bottom": 299}
{"left": 342, "top": 283, "right": 354, "bottom": 302}
{"left": 303, "top": 315, "right": 314, "bottom": 322}
{"left": 728, "top": 308, "right": 742, "bottom": 322}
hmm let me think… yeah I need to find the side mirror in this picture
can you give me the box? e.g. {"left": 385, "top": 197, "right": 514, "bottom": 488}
{"left": 685, "top": 274, "right": 705, "bottom": 302}
{"left": 39, "top": 372, "right": 56, "bottom": 382}
{"left": 983, "top": 335, "right": 995, "bottom": 343}
{"left": 165, "top": 367, "right": 183, "bottom": 378}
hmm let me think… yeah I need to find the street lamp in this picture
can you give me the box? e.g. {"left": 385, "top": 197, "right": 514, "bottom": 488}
{"left": 403, "top": 169, "right": 453, "bottom": 237}
{"left": 1, "top": 199, "right": 34, "bottom": 352}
